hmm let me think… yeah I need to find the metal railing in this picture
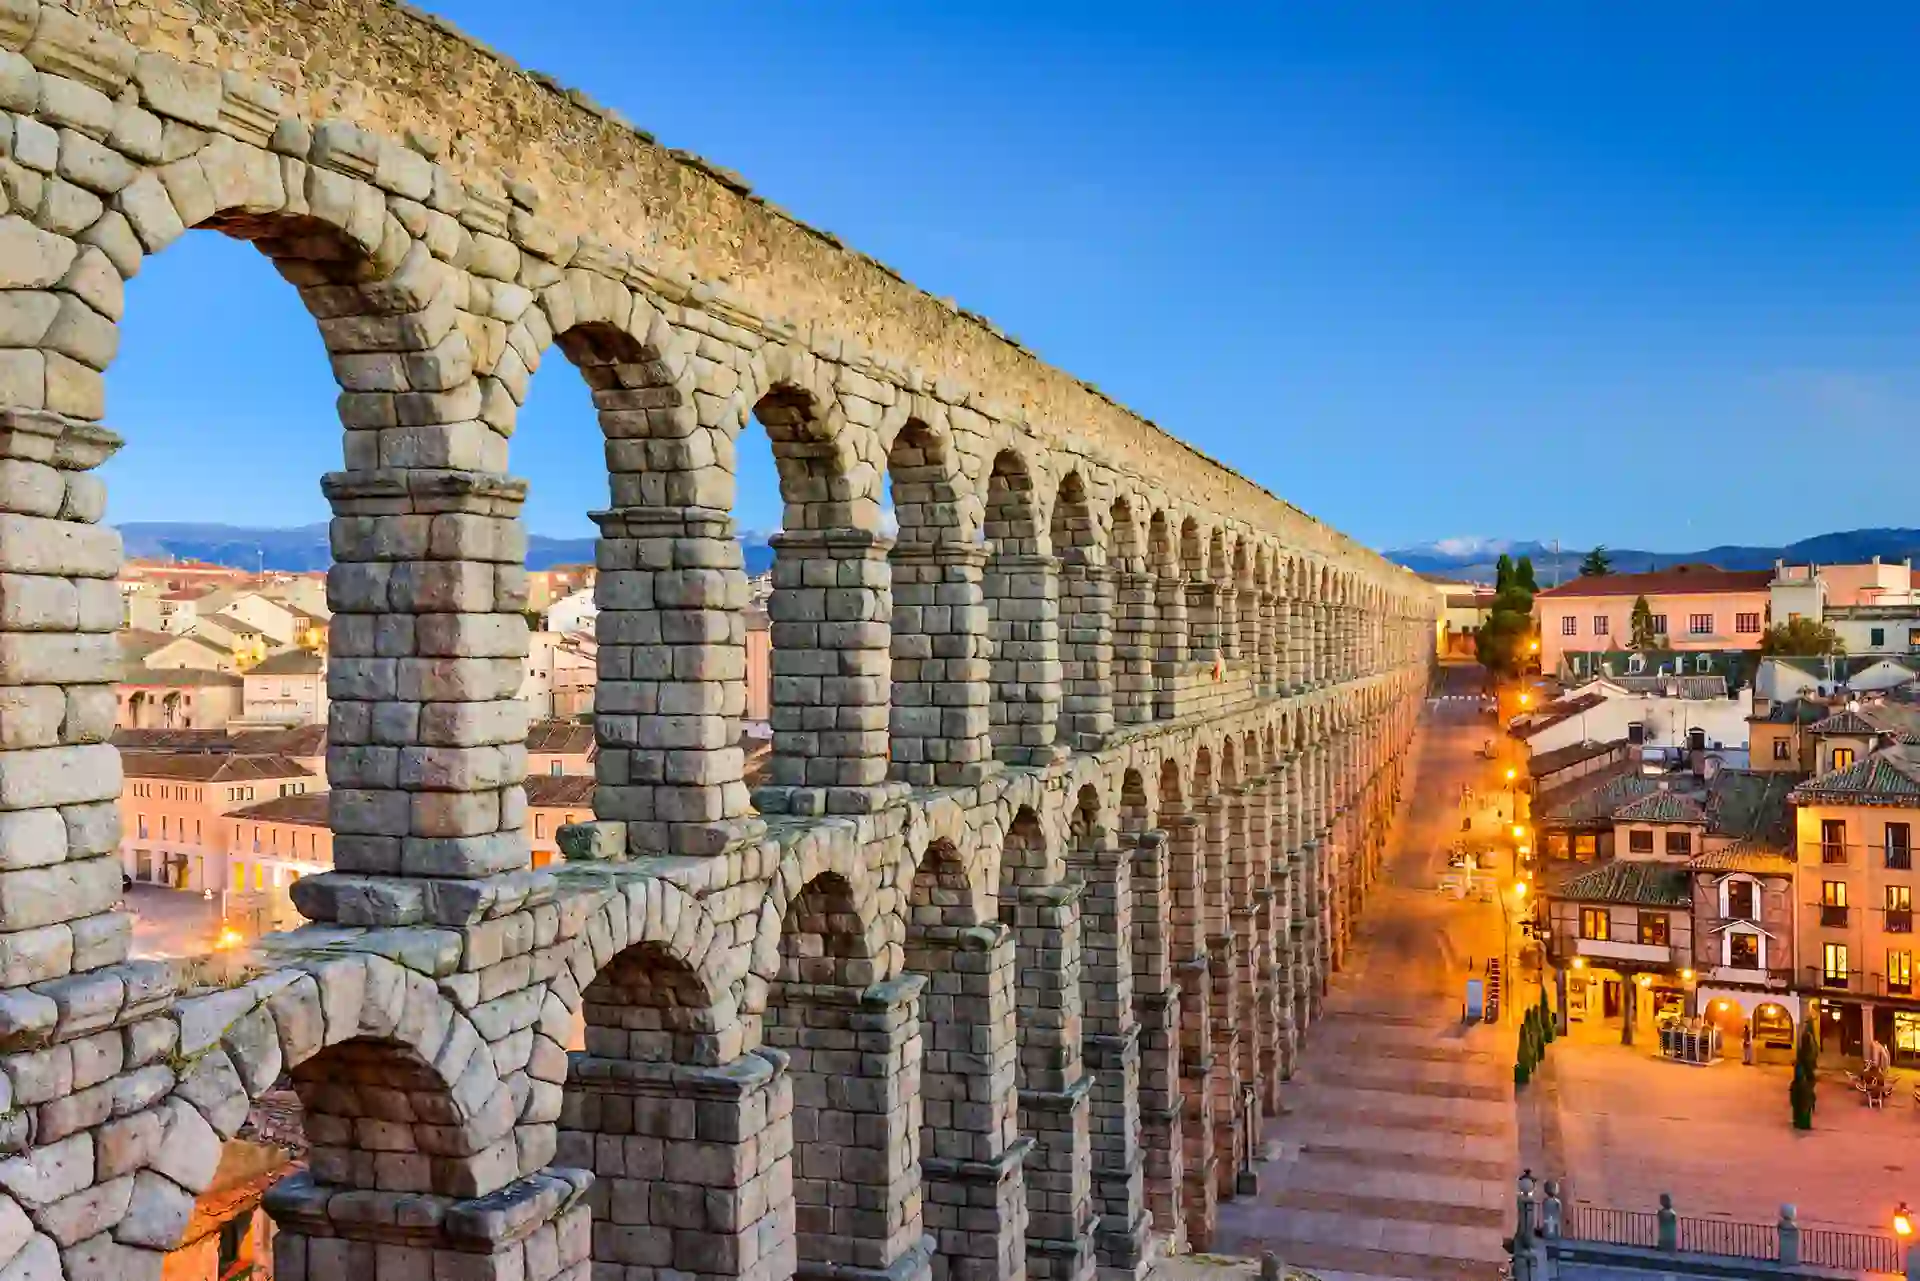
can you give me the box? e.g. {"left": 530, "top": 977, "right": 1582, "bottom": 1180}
{"left": 1555, "top": 1200, "right": 1901, "bottom": 1274}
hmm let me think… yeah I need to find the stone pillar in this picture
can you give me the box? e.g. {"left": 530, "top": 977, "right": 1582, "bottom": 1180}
{"left": 760, "top": 528, "right": 902, "bottom": 817}
{"left": 592, "top": 503, "right": 759, "bottom": 859}
{"left": 1204, "top": 792, "right": 1241, "bottom": 1205}
{"left": 987, "top": 552, "right": 1065, "bottom": 766}
{"left": 1264, "top": 773, "right": 1297, "bottom": 1096}
{"left": 558, "top": 1050, "right": 795, "bottom": 1281}
{"left": 889, "top": 542, "right": 996, "bottom": 787}
{"left": 1254, "top": 592, "right": 1278, "bottom": 696}
{"left": 305, "top": 467, "right": 539, "bottom": 928}
{"left": 913, "top": 923, "right": 1026, "bottom": 1281}
{"left": 1058, "top": 560, "right": 1115, "bottom": 752}
{"left": 768, "top": 976, "right": 934, "bottom": 1281}
{"left": 1234, "top": 782, "right": 1270, "bottom": 1160}
{"left": 0, "top": 411, "right": 128, "bottom": 982}
{"left": 1003, "top": 885, "right": 1096, "bottom": 1281}
{"left": 1215, "top": 586, "right": 1240, "bottom": 661}
{"left": 1313, "top": 601, "right": 1331, "bottom": 688}
{"left": 1151, "top": 573, "right": 1188, "bottom": 722}
{"left": 1185, "top": 581, "right": 1220, "bottom": 660}
{"left": 269, "top": 1168, "right": 595, "bottom": 1281}
{"left": 1111, "top": 572, "right": 1157, "bottom": 727}
{"left": 1067, "top": 830, "right": 1149, "bottom": 1281}
{"left": 1128, "top": 831, "right": 1184, "bottom": 1255}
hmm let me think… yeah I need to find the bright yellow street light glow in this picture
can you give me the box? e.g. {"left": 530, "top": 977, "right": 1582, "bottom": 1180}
{"left": 214, "top": 925, "right": 245, "bottom": 951}
{"left": 1505, "top": 768, "right": 1517, "bottom": 782}
{"left": 1511, "top": 825, "right": 1525, "bottom": 840}
{"left": 1571, "top": 957, "right": 1586, "bottom": 970}
{"left": 1518, "top": 844, "right": 1532, "bottom": 856}
{"left": 1519, "top": 692, "right": 1531, "bottom": 706}
{"left": 1681, "top": 969, "right": 1695, "bottom": 982}
{"left": 1896, "top": 1203, "right": 1913, "bottom": 1238}
{"left": 1510, "top": 882, "right": 1528, "bottom": 899}
{"left": 1714, "top": 1000, "right": 1729, "bottom": 1012}
{"left": 1636, "top": 975, "right": 1653, "bottom": 988}
{"left": 1529, "top": 640, "right": 1540, "bottom": 652}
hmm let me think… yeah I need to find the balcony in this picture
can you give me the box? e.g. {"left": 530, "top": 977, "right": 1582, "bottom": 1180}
{"left": 1800, "top": 968, "right": 1916, "bottom": 998}
{"left": 1889, "top": 909, "right": 1913, "bottom": 935}
{"left": 1574, "top": 936, "right": 1674, "bottom": 966}
{"left": 1821, "top": 905, "right": 1851, "bottom": 929}
{"left": 1821, "top": 844, "right": 1847, "bottom": 865}
{"left": 1702, "top": 965, "right": 1789, "bottom": 988}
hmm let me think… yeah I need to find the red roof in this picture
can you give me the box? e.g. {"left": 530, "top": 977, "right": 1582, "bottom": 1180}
{"left": 1535, "top": 565, "right": 1773, "bottom": 599}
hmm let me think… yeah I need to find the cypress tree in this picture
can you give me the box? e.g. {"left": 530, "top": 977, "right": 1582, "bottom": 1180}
{"left": 1790, "top": 1020, "right": 1818, "bottom": 1130}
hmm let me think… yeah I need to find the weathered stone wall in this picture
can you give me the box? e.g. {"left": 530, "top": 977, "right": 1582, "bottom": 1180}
{"left": 0, "top": 5, "right": 1438, "bottom": 1281}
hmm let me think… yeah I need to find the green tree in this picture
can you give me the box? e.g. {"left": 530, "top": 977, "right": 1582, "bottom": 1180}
{"left": 1790, "top": 1020, "right": 1819, "bottom": 1130}
{"left": 1760, "top": 617, "right": 1845, "bottom": 657}
{"left": 1538, "top": 988, "right": 1556, "bottom": 1043}
{"left": 1495, "top": 553, "right": 1516, "bottom": 592}
{"left": 1629, "top": 595, "right": 1658, "bottom": 650}
{"left": 1579, "top": 546, "right": 1613, "bottom": 577}
{"left": 1515, "top": 556, "right": 1539, "bottom": 594}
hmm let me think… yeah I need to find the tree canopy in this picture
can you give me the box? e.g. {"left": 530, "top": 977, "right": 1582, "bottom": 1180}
{"left": 1477, "top": 558, "right": 1538, "bottom": 676}
{"left": 1629, "top": 595, "right": 1659, "bottom": 650}
{"left": 1579, "top": 546, "right": 1612, "bottom": 577}
{"left": 1760, "top": 617, "right": 1845, "bottom": 657}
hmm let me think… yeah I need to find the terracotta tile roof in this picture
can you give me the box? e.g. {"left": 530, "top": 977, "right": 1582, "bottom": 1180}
{"left": 1553, "top": 861, "right": 1692, "bottom": 907}
{"left": 1704, "top": 770, "right": 1799, "bottom": 849}
{"left": 1612, "top": 790, "right": 1707, "bottom": 824}
{"left": 229, "top": 793, "right": 330, "bottom": 826}
{"left": 1529, "top": 738, "right": 1629, "bottom": 777}
{"left": 1808, "top": 701, "right": 1920, "bottom": 743}
{"left": 525, "top": 719, "right": 594, "bottom": 754}
{"left": 239, "top": 725, "right": 328, "bottom": 757}
{"left": 1791, "top": 747, "right": 1920, "bottom": 806}
{"left": 1688, "top": 843, "right": 1796, "bottom": 874}
{"left": 246, "top": 649, "right": 324, "bottom": 677}
{"left": 1537, "top": 771, "right": 1665, "bottom": 828}
{"left": 117, "top": 667, "right": 242, "bottom": 688}
{"left": 1510, "top": 692, "right": 1609, "bottom": 741}
{"left": 1535, "top": 566, "right": 1774, "bottom": 598}
{"left": 524, "top": 774, "right": 595, "bottom": 808}
{"left": 112, "top": 728, "right": 240, "bottom": 751}
{"left": 1751, "top": 697, "right": 1831, "bottom": 725}
{"left": 119, "top": 752, "right": 313, "bottom": 782}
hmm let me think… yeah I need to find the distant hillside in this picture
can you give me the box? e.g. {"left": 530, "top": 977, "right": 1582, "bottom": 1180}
{"left": 1389, "top": 528, "right": 1920, "bottom": 585}
{"left": 116, "top": 522, "right": 779, "bottom": 575}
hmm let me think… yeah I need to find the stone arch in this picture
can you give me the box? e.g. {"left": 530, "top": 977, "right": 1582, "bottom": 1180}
{"left": 887, "top": 416, "right": 992, "bottom": 786}
{"left": 984, "top": 449, "right": 1060, "bottom": 765}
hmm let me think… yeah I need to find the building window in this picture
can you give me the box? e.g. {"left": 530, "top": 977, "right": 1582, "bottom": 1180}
{"left": 1638, "top": 913, "right": 1669, "bottom": 947}
{"left": 1627, "top": 721, "right": 1646, "bottom": 745}
{"left": 1735, "top": 612, "right": 1761, "bottom": 634}
{"left": 1911, "top": 627, "right": 1920, "bottom": 652}
{"left": 1696, "top": 654, "right": 1712, "bottom": 672}
{"left": 1822, "top": 819, "right": 1847, "bottom": 863}
{"left": 1665, "top": 830, "right": 1692, "bottom": 857}
{"left": 1579, "top": 907, "right": 1610, "bottom": 941}
{"left": 1593, "top": 615, "right": 1609, "bottom": 636}
{"left": 1822, "top": 880, "right": 1849, "bottom": 928}
{"left": 1772, "top": 738, "right": 1790, "bottom": 762}
{"left": 550, "top": 760, "right": 563, "bottom": 776}
{"left": 1650, "top": 614, "right": 1668, "bottom": 635}
{"left": 1688, "top": 613, "right": 1713, "bottom": 635}
{"left": 1561, "top": 616, "right": 1577, "bottom": 636}
{"left": 534, "top": 815, "right": 547, "bottom": 840}
{"left": 1832, "top": 748, "right": 1856, "bottom": 772}
{"left": 1872, "top": 627, "right": 1887, "bottom": 649}
{"left": 1824, "top": 942, "right": 1850, "bottom": 987}
{"left": 1727, "top": 880, "right": 1757, "bottom": 922}
{"left": 1892, "top": 951, "right": 1914, "bottom": 995}
{"left": 1729, "top": 931, "right": 1760, "bottom": 970}
{"left": 1889, "top": 886, "right": 1913, "bottom": 934}
{"left": 1573, "top": 833, "right": 1598, "bottom": 859}
{"left": 1889, "top": 823, "right": 1912, "bottom": 871}
{"left": 1627, "top": 829, "right": 1653, "bottom": 855}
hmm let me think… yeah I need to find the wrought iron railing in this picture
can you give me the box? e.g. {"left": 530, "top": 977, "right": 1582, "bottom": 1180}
{"left": 1556, "top": 1201, "right": 1901, "bottom": 1274}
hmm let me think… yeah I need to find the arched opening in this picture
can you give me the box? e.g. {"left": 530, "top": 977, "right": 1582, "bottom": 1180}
{"left": 909, "top": 838, "right": 1025, "bottom": 1281}
{"left": 1180, "top": 518, "right": 1215, "bottom": 661}
{"left": 885, "top": 420, "right": 990, "bottom": 787}
{"left": 293, "top": 1035, "right": 499, "bottom": 1196}
{"left": 750, "top": 386, "right": 892, "bottom": 812}
{"left": 1051, "top": 471, "right": 1110, "bottom": 751}
{"left": 984, "top": 450, "right": 1058, "bottom": 765}
{"left": 1233, "top": 540, "right": 1256, "bottom": 669}
{"left": 1177, "top": 745, "right": 1218, "bottom": 1246}
{"left": 766, "top": 871, "right": 923, "bottom": 1276}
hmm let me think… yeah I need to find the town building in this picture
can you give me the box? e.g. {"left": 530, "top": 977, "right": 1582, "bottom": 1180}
{"left": 520, "top": 630, "right": 596, "bottom": 719}
{"left": 1747, "top": 696, "right": 1832, "bottom": 774}
{"left": 1770, "top": 556, "right": 1920, "bottom": 655}
{"left": 1534, "top": 566, "right": 1775, "bottom": 672}
{"left": 1756, "top": 654, "right": 1920, "bottom": 702}
{"left": 525, "top": 719, "right": 596, "bottom": 777}
{"left": 527, "top": 564, "right": 594, "bottom": 615}
{"left": 119, "top": 752, "right": 319, "bottom": 894}
{"left": 237, "top": 649, "right": 327, "bottom": 727}
{"left": 1511, "top": 674, "right": 1751, "bottom": 765}
{"left": 1789, "top": 743, "right": 1920, "bottom": 1063}
{"left": 117, "top": 669, "right": 244, "bottom": 731}
{"left": 1424, "top": 576, "right": 1494, "bottom": 659}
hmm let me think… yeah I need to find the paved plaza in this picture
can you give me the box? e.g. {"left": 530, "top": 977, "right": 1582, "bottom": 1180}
{"left": 1216, "top": 672, "right": 1523, "bottom": 1281}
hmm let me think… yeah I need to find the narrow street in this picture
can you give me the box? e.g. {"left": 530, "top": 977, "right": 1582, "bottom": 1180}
{"left": 1215, "top": 665, "right": 1525, "bottom": 1281}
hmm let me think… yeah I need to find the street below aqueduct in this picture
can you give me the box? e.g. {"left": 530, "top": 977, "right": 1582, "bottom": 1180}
{"left": 1215, "top": 667, "right": 1522, "bottom": 1281}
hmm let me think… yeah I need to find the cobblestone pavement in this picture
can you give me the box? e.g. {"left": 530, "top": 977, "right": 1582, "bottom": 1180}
{"left": 1215, "top": 669, "right": 1522, "bottom": 1281}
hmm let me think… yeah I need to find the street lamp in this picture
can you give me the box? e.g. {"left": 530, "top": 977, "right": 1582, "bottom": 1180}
{"left": 1895, "top": 1202, "right": 1912, "bottom": 1238}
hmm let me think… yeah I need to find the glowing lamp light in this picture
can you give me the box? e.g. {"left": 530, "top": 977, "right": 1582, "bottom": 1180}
{"left": 1511, "top": 882, "right": 1528, "bottom": 899}
{"left": 1519, "top": 692, "right": 1531, "bottom": 706}
{"left": 1896, "top": 1203, "right": 1913, "bottom": 1238}
{"left": 1512, "top": 825, "right": 1525, "bottom": 840}
{"left": 1529, "top": 640, "right": 1540, "bottom": 653}
{"left": 1518, "top": 844, "right": 1532, "bottom": 856}
{"left": 1714, "top": 1000, "right": 1729, "bottom": 1012}
{"left": 1572, "top": 957, "right": 1586, "bottom": 970}
{"left": 1505, "top": 768, "right": 1518, "bottom": 782}
{"left": 214, "top": 925, "right": 244, "bottom": 951}
{"left": 1637, "top": 975, "right": 1653, "bottom": 988}
{"left": 1682, "top": 969, "right": 1695, "bottom": 982}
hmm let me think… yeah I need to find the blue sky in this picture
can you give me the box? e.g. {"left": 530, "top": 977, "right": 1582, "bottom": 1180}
{"left": 101, "top": 2, "right": 1920, "bottom": 553}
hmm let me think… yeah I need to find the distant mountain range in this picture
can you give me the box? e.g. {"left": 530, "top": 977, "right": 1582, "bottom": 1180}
{"left": 116, "top": 522, "right": 779, "bottom": 575}
{"left": 1387, "top": 529, "right": 1920, "bottom": 585}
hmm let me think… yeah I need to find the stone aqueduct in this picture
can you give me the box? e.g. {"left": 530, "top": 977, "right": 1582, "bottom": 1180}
{"left": 0, "top": 5, "right": 1437, "bottom": 1281}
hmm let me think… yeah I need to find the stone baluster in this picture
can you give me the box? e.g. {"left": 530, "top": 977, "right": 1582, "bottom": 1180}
{"left": 1128, "top": 830, "right": 1185, "bottom": 1254}
{"left": 1067, "top": 827, "right": 1149, "bottom": 1281}
{"left": 590, "top": 503, "right": 758, "bottom": 859}
{"left": 888, "top": 542, "right": 996, "bottom": 787}
{"left": 1003, "top": 883, "right": 1096, "bottom": 1281}
{"left": 986, "top": 552, "right": 1065, "bottom": 766}
{"left": 1058, "top": 559, "right": 1114, "bottom": 752}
